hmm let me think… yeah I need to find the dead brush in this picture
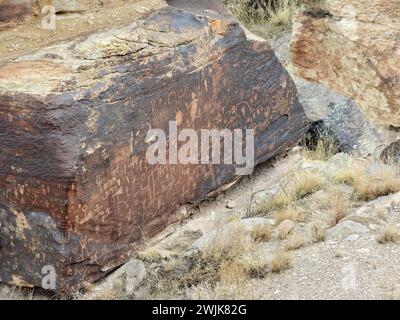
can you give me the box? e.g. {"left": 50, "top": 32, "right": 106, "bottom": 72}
{"left": 318, "top": 186, "right": 353, "bottom": 226}
{"left": 353, "top": 167, "right": 400, "bottom": 201}
{"left": 137, "top": 246, "right": 165, "bottom": 263}
{"left": 301, "top": 137, "right": 339, "bottom": 162}
{"left": 268, "top": 248, "right": 294, "bottom": 273}
{"left": 377, "top": 225, "right": 400, "bottom": 244}
{"left": 218, "top": 260, "right": 248, "bottom": 284}
{"left": 284, "top": 233, "right": 308, "bottom": 251}
{"left": 275, "top": 206, "right": 300, "bottom": 224}
{"left": 334, "top": 164, "right": 400, "bottom": 201}
{"left": 258, "top": 170, "right": 325, "bottom": 214}
{"left": 237, "top": 254, "right": 269, "bottom": 278}
{"left": 309, "top": 220, "right": 327, "bottom": 243}
{"left": 224, "top": 0, "right": 299, "bottom": 26}
{"left": 202, "top": 225, "right": 256, "bottom": 262}
{"left": 334, "top": 167, "right": 360, "bottom": 185}
{"left": 250, "top": 223, "right": 273, "bottom": 242}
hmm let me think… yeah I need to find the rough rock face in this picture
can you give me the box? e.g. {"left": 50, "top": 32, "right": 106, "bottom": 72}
{"left": 291, "top": 0, "right": 400, "bottom": 127}
{"left": 306, "top": 100, "right": 387, "bottom": 158}
{"left": 0, "top": 0, "right": 32, "bottom": 27}
{"left": 0, "top": 0, "right": 307, "bottom": 292}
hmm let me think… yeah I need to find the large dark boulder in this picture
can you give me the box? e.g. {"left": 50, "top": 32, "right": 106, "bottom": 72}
{"left": 0, "top": 0, "right": 307, "bottom": 292}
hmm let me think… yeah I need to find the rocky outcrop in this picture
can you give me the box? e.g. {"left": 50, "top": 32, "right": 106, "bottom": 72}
{"left": 0, "top": 0, "right": 32, "bottom": 27}
{"left": 0, "top": 0, "right": 307, "bottom": 292}
{"left": 306, "top": 99, "right": 387, "bottom": 158}
{"left": 291, "top": 0, "right": 400, "bottom": 127}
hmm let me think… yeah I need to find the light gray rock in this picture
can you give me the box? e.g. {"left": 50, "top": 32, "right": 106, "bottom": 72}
{"left": 271, "top": 32, "right": 291, "bottom": 66}
{"left": 365, "top": 162, "right": 396, "bottom": 176}
{"left": 192, "top": 218, "right": 272, "bottom": 251}
{"left": 86, "top": 259, "right": 146, "bottom": 298}
{"left": 276, "top": 219, "right": 296, "bottom": 238}
{"left": 327, "top": 221, "right": 369, "bottom": 240}
{"left": 381, "top": 140, "right": 400, "bottom": 164}
{"left": 52, "top": 0, "right": 86, "bottom": 13}
{"left": 345, "top": 234, "right": 360, "bottom": 242}
{"left": 239, "top": 217, "right": 275, "bottom": 230}
{"left": 317, "top": 100, "right": 385, "bottom": 158}
{"left": 125, "top": 259, "right": 146, "bottom": 295}
{"left": 294, "top": 76, "right": 351, "bottom": 123}
{"left": 327, "top": 153, "right": 352, "bottom": 169}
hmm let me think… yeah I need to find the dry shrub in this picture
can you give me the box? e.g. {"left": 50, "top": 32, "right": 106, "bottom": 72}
{"left": 203, "top": 225, "right": 255, "bottom": 262}
{"left": 259, "top": 170, "right": 325, "bottom": 213}
{"left": 291, "top": 171, "right": 325, "bottom": 199}
{"left": 137, "top": 246, "right": 164, "bottom": 263}
{"left": 309, "top": 220, "right": 326, "bottom": 243}
{"left": 284, "top": 233, "right": 308, "bottom": 251}
{"left": 353, "top": 167, "right": 400, "bottom": 202}
{"left": 139, "top": 221, "right": 274, "bottom": 299}
{"left": 377, "top": 225, "right": 400, "bottom": 244}
{"left": 262, "top": 191, "right": 293, "bottom": 212}
{"left": 237, "top": 254, "right": 269, "bottom": 278}
{"left": 335, "top": 164, "right": 400, "bottom": 202}
{"left": 334, "top": 167, "right": 360, "bottom": 185}
{"left": 224, "top": 0, "right": 299, "bottom": 26}
{"left": 319, "top": 186, "right": 353, "bottom": 226}
{"left": 301, "top": 137, "right": 339, "bottom": 162}
{"left": 266, "top": 0, "right": 298, "bottom": 26}
{"left": 219, "top": 261, "right": 248, "bottom": 284}
{"left": 275, "top": 206, "right": 300, "bottom": 224}
{"left": 268, "top": 249, "right": 293, "bottom": 273}
{"left": 251, "top": 224, "right": 273, "bottom": 242}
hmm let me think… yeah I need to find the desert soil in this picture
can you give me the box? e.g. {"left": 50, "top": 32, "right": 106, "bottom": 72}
{"left": 0, "top": 0, "right": 163, "bottom": 59}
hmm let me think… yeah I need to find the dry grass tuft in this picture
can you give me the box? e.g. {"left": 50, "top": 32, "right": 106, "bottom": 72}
{"left": 291, "top": 171, "right": 325, "bottom": 199}
{"left": 262, "top": 190, "right": 293, "bottom": 212}
{"left": 237, "top": 254, "right": 269, "bottom": 278}
{"left": 309, "top": 221, "right": 327, "bottom": 243}
{"left": 334, "top": 164, "right": 400, "bottom": 202}
{"left": 268, "top": 249, "right": 293, "bottom": 273}
{"left": 284, "top": 233, "right": 308, "bottom": 251}
{"left": 251, "top": 224, "right": 273, "bottom": 242}
{"left": 265, "top": 0, "right": 298, "bottom": 26}
{"left": 318, "top": 186, "right": 353, "bottom": 226}
{"left": 259, "top": 170, "right": 325, "bottom": 214}
{"left": 224, "top": 0, "right": 298, "bottom": 26}
{"left": 353, "top": 168, "right": 400, "bottom": 202}
{"left": 334, "top": 167, "right": 359, "bottom": 185}
{"left": 203, "top": 225, "right": 256, "bottom": 262}
{"left": 301, "top": 137, "right": 339, "bottom": 162}
{"left": 219, "top": 261, "right": 248, "bottom": 284}
{"left": 377, "top": 225, "right": 400, "bottom": 244}
{"left": 275, "top": 206, "right": 300, "bottom": 224}
{"left": 137, "top": 246, "right": 164, "bottom": 263}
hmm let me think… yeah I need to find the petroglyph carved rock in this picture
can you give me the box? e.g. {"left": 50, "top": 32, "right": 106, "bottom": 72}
{"left": 0, "top": 0, "right": 307, "bottom": 291}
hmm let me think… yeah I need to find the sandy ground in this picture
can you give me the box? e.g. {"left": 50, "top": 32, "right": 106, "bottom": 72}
{"left": 0, "top": 0, "right": 163, "bottom": 59}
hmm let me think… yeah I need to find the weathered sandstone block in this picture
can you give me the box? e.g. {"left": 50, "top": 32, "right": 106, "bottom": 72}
{"left": 0, "top": 0, "right": 307, "bottom": 291}
{"left": 291, "top": 0, "right": 400, "bottom": 127}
